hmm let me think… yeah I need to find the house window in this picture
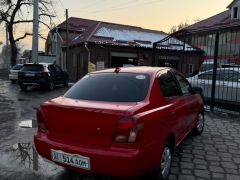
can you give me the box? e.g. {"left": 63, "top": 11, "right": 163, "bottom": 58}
{"left": 186, "top": 64, "right": 194, "bottom": 74}
{"left": 233, "top": 7, "right": 238, "bottom": 19}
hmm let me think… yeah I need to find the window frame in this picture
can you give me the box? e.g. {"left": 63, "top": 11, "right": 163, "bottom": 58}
{"left": 233, "top": 6, "right": 238, "bottom": 19}
{"left": 186, "top": 64, "right": 194, "bottom": 74}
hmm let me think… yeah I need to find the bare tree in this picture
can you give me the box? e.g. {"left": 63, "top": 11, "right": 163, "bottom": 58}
{"left": 169, "top": 22, "right": 190, "bottom": 34}
{"left": 0, "top": 0, "right": 55, "bottom": 66}
{"left": 169, "top": 18, "right": 201, "bottom": 34}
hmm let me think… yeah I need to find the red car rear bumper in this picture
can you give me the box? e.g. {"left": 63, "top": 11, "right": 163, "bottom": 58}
{"left": 34, "top": 133, "right": 156, "bottom": 177}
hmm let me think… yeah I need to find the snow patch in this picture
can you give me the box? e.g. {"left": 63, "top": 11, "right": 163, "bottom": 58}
{"left": 95, "top": 27, "right": 196, "bottom": 50}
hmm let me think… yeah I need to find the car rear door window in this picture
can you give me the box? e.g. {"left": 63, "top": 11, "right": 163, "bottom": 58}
{"left": 54, "top": 65, "right": 62, "bottom": 71}
{"left": 175, "top": 74, "right": 192, "bottom": 95}
{"left": 48, "top": 65, "right": 57, "bottom": 71}
{"left": 225, "top": 70, "right": 240, "bottom": 82}
{"left": 198, "top": 71, "right": 213, "bottom": 80}
{"left": 64, "top": 73, "right": 150, "bottom": 102}
{"left": 159, "top": 71, "right": 180, "bottom": 97}
{"left": 12, "top": 64, "right": 23, "bottom": 70}
{"left": 21, "top": 64, "right": 44, "bottom": 72}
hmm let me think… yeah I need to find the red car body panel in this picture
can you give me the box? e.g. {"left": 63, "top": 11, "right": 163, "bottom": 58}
{"left": 34, "top": 67, "right": 203, "bottom": 177}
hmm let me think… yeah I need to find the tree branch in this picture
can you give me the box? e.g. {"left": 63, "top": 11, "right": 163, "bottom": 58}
{"left": 39, "top": 13, "right": 55, "bottom": 18}
{"left": 39, "top": 34, "right": 47, "bottom": 40}
{"left": 14, "top": 32, "right": 32, "bottom": 42}
{"left": 20, "top": 2, "right": 33, "bottom": 6}
{"left": 13, "top": 19, "right": 32, "bottom": 24}
{"left": 39, "top": 20, "right": 51, "bottom": 29}
{"left": 14, "top": 32, "right": 47, "bottom": 42}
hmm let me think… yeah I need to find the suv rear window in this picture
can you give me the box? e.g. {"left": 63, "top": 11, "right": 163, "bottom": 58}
{"left": 12, "top": 64, "right": 23, "bottom": 70}
{"left": 21, "top": 64, "right": 44, "bottom": 72}
{"left": 64, "top": 73, "right": 150, "bottom": 102}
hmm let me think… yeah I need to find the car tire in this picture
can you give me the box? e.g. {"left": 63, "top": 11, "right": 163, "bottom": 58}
{"left": 48, "top": 80, "right": 55, "bottom": 91}
{"left": 63, "top": 78, "right": 69, "bottom": 87}
{"left": 192, "top": 111, "right": 204, "bottom": 136}
{"left": 157, "top": 141, "right": 172, "bottom": 180}
{"left": 20, "top": 84, "right": 27, "bottom": 91}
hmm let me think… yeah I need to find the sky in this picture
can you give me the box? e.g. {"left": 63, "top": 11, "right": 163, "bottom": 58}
{"left": 0, "top": 0, "right": 232, "bottom": 52}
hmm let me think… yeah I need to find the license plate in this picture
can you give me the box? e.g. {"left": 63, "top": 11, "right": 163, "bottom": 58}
{"left": 51, "top": 149, "right": 91, "bottom": 170}
{"left": 26, "top": 73, "right": 35, "bottom": 77}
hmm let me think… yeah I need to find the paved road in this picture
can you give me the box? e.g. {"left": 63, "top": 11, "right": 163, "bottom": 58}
{"left": 0, "top": 71, "right": 240, "bottom": 180}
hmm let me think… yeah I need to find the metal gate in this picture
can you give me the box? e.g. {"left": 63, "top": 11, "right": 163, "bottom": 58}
{"left": 153, "top": 29, "right": 240, "bottom": 115}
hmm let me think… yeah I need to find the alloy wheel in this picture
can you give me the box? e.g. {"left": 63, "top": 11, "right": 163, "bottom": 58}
{"left": 197, "top": 113, "right": 204, "bottom": 132}
{"left": 161, "top": 146, "right": 172, "bottom": 178}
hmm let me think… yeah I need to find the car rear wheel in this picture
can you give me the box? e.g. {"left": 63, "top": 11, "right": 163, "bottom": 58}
{"left": 48, "top": 80, "right": 55, "bottom": 91}
{"left": 192, "top": 111, "right": 204, "bottom": 136}
{"left": 20, "top": 84, "right": 27, "bottom": 91}
{"left": 157, "top": 141, "right": 172, "bottom": 180}
{"left": 63, "top": 78, "right": 69, "bottom": 87}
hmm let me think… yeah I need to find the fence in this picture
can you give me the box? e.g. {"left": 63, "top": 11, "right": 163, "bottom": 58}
{"left": 153, "top": 29, "right": 240, "bottom": 114}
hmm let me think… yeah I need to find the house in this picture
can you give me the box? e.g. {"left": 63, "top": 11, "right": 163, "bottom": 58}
{"left": 46, "top": 17, "right": 203, "bottom": 81}
{"left": 181, "top": 0, "right": 240, "bottom": 64}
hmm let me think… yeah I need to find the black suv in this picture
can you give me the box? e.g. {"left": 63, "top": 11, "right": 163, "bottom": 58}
{"left": 18, "top": 63, "right": 69, "bottom": 91}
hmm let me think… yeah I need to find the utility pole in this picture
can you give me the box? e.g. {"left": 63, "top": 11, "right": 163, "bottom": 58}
{"left": 5, "top": 22, "right": 10, "bottom": 68}
{"left": 32, "top": 0, "right": 39, "bottom": 63}
{"left": 65, "top": 9, "right": 69, "bottom": 70}
{"left": 5, "top": 23, "right": 9, "bottom": 47}
{"left": 55, "top": 27, "right": 58, "bottom": 64}
{"left": 210, "top": 32, "right": 220, "bottom": 112}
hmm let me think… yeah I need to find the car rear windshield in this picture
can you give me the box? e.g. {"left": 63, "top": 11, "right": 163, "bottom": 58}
{"left": 21, "top": 64, "right": 44, "bottom": 72}
{"left": 12, "top": 64, "right": 23, "bottom": 70}
{"left": 64, "top": 73, "right": 150, "bottom": 102}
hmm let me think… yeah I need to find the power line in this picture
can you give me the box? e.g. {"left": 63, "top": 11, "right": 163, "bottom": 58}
{"left": 78, "top": 0, "right": 102, "bottom": 10}
{"left": 58, "top": 0, "right": 65, "bottom": 10}
{"left": 89, "top": 0, "right": 141, "bottom": 12}
{"left": 70, "top": 0, "right": 135, "bottom": 13}
{"left": 88, "top": 0, "right": 163, "bottom": 14}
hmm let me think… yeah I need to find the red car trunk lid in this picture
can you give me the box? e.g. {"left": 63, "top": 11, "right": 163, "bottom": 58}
{"left": 40, "top": 97, "right": 137, "bottom": 147}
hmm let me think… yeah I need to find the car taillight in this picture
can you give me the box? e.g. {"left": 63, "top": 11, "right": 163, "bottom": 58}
{"left": 37, "top": 108, "right": 48, "bottom": 132}
{"left": 113, "top": 116, "right": 144, "bottom": 143}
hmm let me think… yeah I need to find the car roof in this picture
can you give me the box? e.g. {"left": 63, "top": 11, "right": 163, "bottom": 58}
{"left": 90, "top": 66, "right": 170, "bottom": 76}
{"left": 199, "top": 67, "right": 240, "bottom": 74}
{"left": 202, "top": 59, "right": 229, "bottom": 64}
{"left": 219, "top": 67, "right": 240, "bottom": 72}
{"left": 23, "top": 63, "right": 53, "bottom": 67}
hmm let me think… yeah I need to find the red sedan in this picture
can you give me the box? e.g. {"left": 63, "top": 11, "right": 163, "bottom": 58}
{"left": 34, "top": 67, "right": 204, "bottom": 179}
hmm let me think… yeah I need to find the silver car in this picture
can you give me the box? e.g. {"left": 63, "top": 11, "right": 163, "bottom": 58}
{"left": 187, "top": 68, "right": 240, "bottom": 104}
{"left": 9, "top": 64, "right": 24, "bottom": 83}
